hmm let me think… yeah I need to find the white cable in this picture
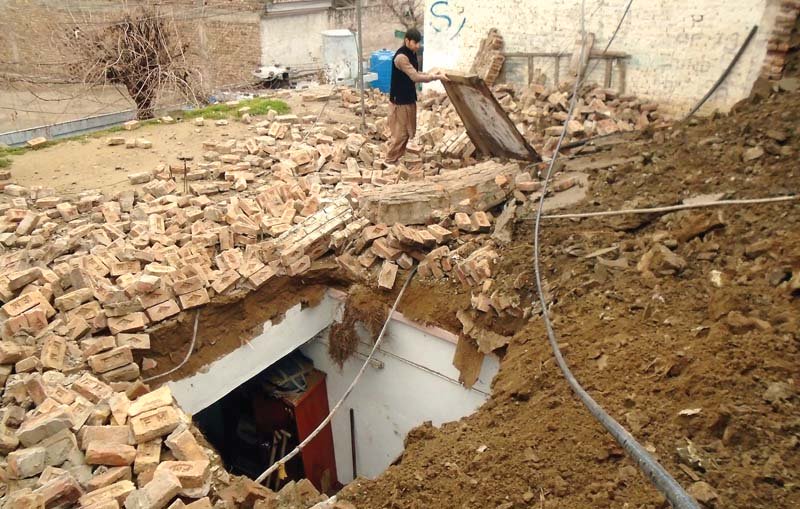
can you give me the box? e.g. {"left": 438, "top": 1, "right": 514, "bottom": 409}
{"left": 541, "top": 195, "right": 798, "bottom": 219}
{"left": 255, "top": 267, "right": 418, "bottom": 484}
{"left": 142, "top": 309, "right": 200, "bottom": 382}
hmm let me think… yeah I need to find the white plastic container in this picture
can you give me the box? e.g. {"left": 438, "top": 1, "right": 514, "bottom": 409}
{"left": 321, "top": 29, "right": 359, "bottom": 84}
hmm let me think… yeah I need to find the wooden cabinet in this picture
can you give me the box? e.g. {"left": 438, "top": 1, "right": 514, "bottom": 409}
{"left": 281, "top": 369, "right": 338, "bottom": 493}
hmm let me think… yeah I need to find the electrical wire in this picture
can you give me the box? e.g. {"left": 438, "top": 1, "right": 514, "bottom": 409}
{"left": 333, "top": 338, "right": 492, "bottom": 397}
{"left": 300, "top": 94, "right": 334, "bottom": 144}
{"left": 142, "top": 309, "right": 200, "bottom": 382}
{"left": 531, "top": 2, "right": 700, "bottom": 508}
{"left": 541, "top": 195, "right": 798, "bottom": 220}
{"left": 582, "top": 0, "right": 635, "bottom": 80}
{"left": 254, "top": 266, "right": 418, "bottom": 485}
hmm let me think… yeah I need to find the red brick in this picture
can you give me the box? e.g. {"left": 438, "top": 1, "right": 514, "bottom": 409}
{"left": 178, "top": 289, "right": 209, "bottom": 310}
{"left": 130, "top": 406, "right": 181, "bottom": 444}
{"left": 154, "top": 460, "right": 210, "bottom": 489}
{"left": 116, "top": 333, "right": 150, "bottom": 351}
{"left": 88, "top": 346, "right": 134, "bottom": 374}
{"left": 72, "top": 374, "right": 114, "bottom": 403}
{"left": 124, "top": 471, "right": 181, "bottom": 509}
{"left": 165, "top": 427, "right": 207, "bottom": 462}
{"left": 134, "top": 439, "right": 162, "bottom": 474}
{"left": 145, "top": 300, "right": 180, "bottom": 322}
{"left": 86, "top": 442, "right": 137, "bottom": 466}
{"left": 2, "top": 291, "right": 41, "bottom": 316}
{"left": 78, "top": 480, "right": 135, "bottom": 507}
{"left": 86, "top": 466, "right": 132, "bottom": 492}
{"left": 171, "top": 277, "right": 205, "bottom": 296}
{"left": 378, "top": 261, "right": 399, "bottom": 290}
{"left": 128, "top": 386, "right": 174, "bottom": 417}
{"left": 101, "top": 363, "right": 141, "bottom": 383}
{"left": 210, "top": 270, "right": 239, "bottom": 294}
{"left": 79, "top": 426, "right": 134, "bottom": 450}
{"left": 34, "top": 471, "right": 84, "bottom": 507}
{"left": 81, "top": 336, "right": 117, "bottom": 357}
{"left": 107, "top": 313, "right": 147, "bottom": 335}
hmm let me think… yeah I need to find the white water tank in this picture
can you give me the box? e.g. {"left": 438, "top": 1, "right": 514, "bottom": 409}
{"left": 321, "top": 29, "right": 359, "bottom": 83}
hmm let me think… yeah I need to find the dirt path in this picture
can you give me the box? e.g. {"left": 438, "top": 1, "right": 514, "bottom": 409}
{"left": 4, "top": 86, "right": 360, "bottom": 197}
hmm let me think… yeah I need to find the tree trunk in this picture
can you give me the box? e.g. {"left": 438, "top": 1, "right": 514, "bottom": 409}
{"left": 127, "top": 81, "right": 157, "bottom": 119}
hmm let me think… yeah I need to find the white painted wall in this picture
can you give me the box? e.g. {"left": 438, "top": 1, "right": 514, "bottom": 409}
{"left": 260, "top": 6, "right": 401, "bottom": 70}
{"left": 170, "top": 288, "right": 499, "bottom": 485}
{"left": 301, "top": 321, "right": 499, "bottom": 483}
{"left": 261, "top": 12, "right": 332, "bottom": 69}
{"left": 423, "top": 0, "right": 780, "bottom": 114}
{"left": 169, "top": 295, "right": 341, "bottom": 415}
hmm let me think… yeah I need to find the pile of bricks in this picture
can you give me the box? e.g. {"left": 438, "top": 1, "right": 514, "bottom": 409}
{"left": 344, "top": 80, "right": 668, "bottom": 162}
{"left": 470, "top": 29, "right": 506, "bottom": 87}
{"left": 760, "top": 2, "right": 800, "bottom": 80}
{"left": 0, "top": 84, "right": 607, "bottom": 507}
{"left": 434, "top": 82, "right": 668, "bottom": 158}
{"left": 0, "top": 375, "right": 219, "bottom": 509}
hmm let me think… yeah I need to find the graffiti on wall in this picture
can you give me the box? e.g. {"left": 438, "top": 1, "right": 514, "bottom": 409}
{"left": 429, "top": 1, "right": 467, "bottom": 40}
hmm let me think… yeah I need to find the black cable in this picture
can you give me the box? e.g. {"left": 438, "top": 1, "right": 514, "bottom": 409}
{"left": 685, "top": 25, "right": 758, "bottom": 119}
{"left": 531, "top": 2, "right": 700, "bottom": 508}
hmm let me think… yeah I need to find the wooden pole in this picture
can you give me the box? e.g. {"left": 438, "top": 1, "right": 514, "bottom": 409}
{"left": 356, "top": 0, "right": 367, "bottom": 131}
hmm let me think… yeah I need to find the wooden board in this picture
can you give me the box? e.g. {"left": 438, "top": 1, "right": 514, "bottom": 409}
{"left": 452, "top": 335, "right": 484, "bottom": 389}
{"left": 443, "top": 73, "right": 540, "bottom": 162}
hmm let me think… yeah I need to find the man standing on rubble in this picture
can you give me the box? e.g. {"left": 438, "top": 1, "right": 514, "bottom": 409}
{"left": 386, "top": 28, "right": 447, "bottom": 164}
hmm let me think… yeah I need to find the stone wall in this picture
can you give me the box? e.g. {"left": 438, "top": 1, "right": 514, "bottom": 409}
{"left": 422, "top": 0, "right": 797, "bottom": 114}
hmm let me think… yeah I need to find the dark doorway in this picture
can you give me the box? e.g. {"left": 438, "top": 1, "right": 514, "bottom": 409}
{"left": 193, "top": 350, "right": 339, "bottom": 493}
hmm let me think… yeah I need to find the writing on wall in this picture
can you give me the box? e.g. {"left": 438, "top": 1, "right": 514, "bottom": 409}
{"left": 429, "top": 0, "right": 467, "bottom": 40}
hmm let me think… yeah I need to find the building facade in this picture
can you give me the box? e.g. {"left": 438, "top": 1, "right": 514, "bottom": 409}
{"left": 422, "top": 0, "right": 799, "bottom": 113}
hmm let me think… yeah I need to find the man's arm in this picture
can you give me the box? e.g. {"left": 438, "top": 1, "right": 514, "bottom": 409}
{"left": 394, "top": 54, "right": 440, "bottom": 83}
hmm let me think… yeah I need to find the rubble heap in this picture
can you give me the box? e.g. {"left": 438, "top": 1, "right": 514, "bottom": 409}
{"left": 0, "top": 76, "right": 669, "bottom": 508}
{"left": 342, "top": 81, "right": 669, "bottom": 162}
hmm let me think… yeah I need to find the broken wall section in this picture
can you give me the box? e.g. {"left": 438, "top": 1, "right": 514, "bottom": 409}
{"left": 423, "top": 0, "right": 782, "bottom": 114}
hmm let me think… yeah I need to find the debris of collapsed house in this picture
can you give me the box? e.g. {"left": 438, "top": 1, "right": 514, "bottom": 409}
{"left": 0, "top": 72, "right": 671, "bottom": 509}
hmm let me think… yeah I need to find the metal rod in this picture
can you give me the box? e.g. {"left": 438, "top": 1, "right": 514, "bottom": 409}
{"left": 266, "top": 431, "right": 279, "bottom": 488}
{"left": 349, "top": 408, "right": 357, "bottom": 478}
{"left": 356, "top": 0, "right": 367, "bottom": 132}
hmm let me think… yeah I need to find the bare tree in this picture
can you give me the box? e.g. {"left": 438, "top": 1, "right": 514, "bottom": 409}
{"left": 63, "top": 6, "right": 206, "bottom": 119}
{"left": 381, "top": 0, "right": 424, "bottom": 29}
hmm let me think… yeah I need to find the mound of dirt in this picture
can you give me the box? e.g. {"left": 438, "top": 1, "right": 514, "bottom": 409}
{"left": 339, "top": 88, "right": 800, "bottom": 508}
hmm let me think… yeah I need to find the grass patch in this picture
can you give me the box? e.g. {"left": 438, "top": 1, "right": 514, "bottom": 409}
{"left": 175, "top": 97, "right": 289, "bottom": 120}
{"left": 0, "top": 157, "right": 11, "bottom": 169}
{"left": 0, "top": 118, "right": 157, "bottom": 155}
{"left": 0, "top": 145, "right": 29, "bottom": 157}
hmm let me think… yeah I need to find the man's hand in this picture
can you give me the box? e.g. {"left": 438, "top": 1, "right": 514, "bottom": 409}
{"left": 432, "top": 70, "right": 449, "bottom": 82}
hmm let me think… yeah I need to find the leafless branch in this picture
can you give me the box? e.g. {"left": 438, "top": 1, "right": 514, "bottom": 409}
{"left": 380, "top": 0, "right": 424, "bottom": 29}
{"left": 59, "top": 4, "right": 206, "bottom": 119}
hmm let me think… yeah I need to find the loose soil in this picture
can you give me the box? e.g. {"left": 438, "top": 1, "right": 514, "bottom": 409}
{"left": 338, "top": 89, "right": 800, "bottom": 508}
{"left": 4, "top": 79, "right": 798, "bottom": 509}
{"left": 142, "top": 261, "right": 349, "bottom": 383}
